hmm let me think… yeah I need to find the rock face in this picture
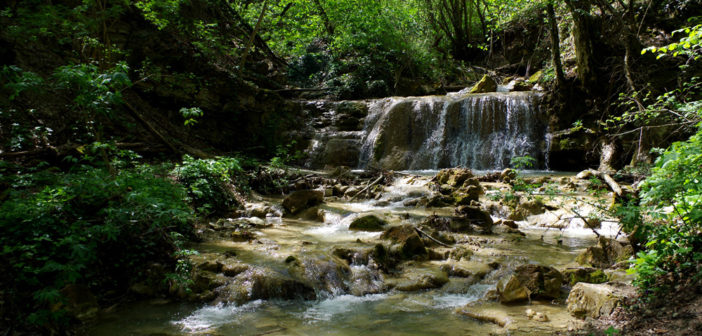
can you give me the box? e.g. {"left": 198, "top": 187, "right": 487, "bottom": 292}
{"left": 566, "top": 282, "right": 635, "bottom": 319}
{"left": 282, "top": 190, "right": 324, "bottom": 214}
{"left": 349, "top": 215, "right": 387, "bottom": 231}
{"left": 469, "top": 75, "right": 498, "bottom": 93}
{"left": 576, "top": 237, "right": 633, "bottom": 268}
{"left": 497, "top": 264, "right": 564, "bottom": 303}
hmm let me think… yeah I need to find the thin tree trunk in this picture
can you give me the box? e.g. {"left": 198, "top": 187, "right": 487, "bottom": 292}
{"left": 312, "top": 0, "right": 334, "bottom": 36}
{"left": 238, "top": 0, "right": 269, "bottom": 72}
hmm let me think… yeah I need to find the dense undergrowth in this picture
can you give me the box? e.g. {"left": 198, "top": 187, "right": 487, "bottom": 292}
{"left": 0, "top": 153, "right": 257, "bottom": 330}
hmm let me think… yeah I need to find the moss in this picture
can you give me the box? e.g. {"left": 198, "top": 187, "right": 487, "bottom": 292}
{"left": 349, "top": 215, "right": 387, "bottom": 231}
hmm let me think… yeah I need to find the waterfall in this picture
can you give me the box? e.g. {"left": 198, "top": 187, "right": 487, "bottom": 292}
{"left": 357, "top": 92, "right": 547, "bottom": 170}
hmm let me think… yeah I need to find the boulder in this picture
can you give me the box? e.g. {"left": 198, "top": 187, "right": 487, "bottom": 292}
{"left": 455, "top": 205, "right": 494, "bottom": 230}
{"left": 287, "top": 255, "right": 352, "bottom": 294}
{"left": 453, "top": 185, "right": 484, "bottom": 205}
{"left": 566, "top": 282, "right": 635, "bottom": 319}
{"left": 59, "top": 284, "right": 99, "bottom": 321}
{"left": 469, "top": 75, "right": 498, "bottom": 94}
{"left": 349, "top": 215, "right": 387, "bottom": 232}
{"left": 381, "top": 225, "right": 426, "bottom": 259}
{"left": 435, "top": 168, "right": 475, "bottom": 187}
{"left": 322, "top": 139, "right": 361, "bottom": 167}
{"left": 216, "top": 267, "right": 316, "bottom": 304}
{"left": 497, "top": 264, "right": 563, "bottom": 303}
{"left": 576, "top": 237, "right": 633, "bottom": 268}
{"left": 500, "top": 168, "right": 517, "bottom": 182}
{"left": 282, "top": 190, "right": 324, "bottom": 214}
{"left": 509, "top": 199, "right": 546, "bottom": 220}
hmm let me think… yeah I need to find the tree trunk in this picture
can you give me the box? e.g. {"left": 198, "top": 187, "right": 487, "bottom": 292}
{"left": 565, "top": 0, "right": 598, "bottom": 91}
{"left": 547, "top": 3, "right": 566, "bottom": 88}
{"left": 312, "top": 0, "right": 334, "bottom": 36}
{"left": 238, "top": 0, "right": 269, "bottom": 72}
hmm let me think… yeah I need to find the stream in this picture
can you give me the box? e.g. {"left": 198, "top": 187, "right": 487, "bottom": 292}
{"left": 88, "top": 171, "right": 630, "bottom": 335}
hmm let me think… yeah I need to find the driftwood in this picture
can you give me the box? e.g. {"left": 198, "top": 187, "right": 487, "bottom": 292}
{"left": 349, "top": 174, "right": 384, "bottom": 201}
{"left": 601, "top": 173, "right": 623, "bottom": 197}
{"left": 414, "top": 227, "right": 451, "bottom": 247}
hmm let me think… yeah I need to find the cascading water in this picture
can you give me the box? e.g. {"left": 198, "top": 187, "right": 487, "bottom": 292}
{"left": 357, "top": 92, "right": 548, "bottom": 170}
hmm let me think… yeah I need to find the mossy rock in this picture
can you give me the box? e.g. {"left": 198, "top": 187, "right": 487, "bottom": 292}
{"left": 469, "top": 75, "right": 498, "bottom": 93}
{"left": 563, "top": 268, "right": 609, "bottom": 286}
{"left": 349, "top": 215, "right": 387, "bottom": 231}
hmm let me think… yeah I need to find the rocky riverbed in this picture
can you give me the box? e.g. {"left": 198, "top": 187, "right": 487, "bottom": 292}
{"left": 88, "top": 168, "right": 636, "bottom": 335}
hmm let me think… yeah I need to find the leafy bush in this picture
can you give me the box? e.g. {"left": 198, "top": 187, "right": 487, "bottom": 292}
{"left": 625, "top": 117, "right": 702, "bottom": 297}
{"left": 172, "top": 155, "right": 244, "bottom": 216}
{"left": 0, "top": 164, "right": 193, "bottom": 326}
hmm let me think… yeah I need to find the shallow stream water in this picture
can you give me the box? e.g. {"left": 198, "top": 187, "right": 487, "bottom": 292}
{"left": 88, "top": 172, "right": 623, "bottom": 335}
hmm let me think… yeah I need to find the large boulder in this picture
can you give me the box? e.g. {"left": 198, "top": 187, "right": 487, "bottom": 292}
{"left": 322, "top": 139, "right": 361, "bottom": 167}
{"left": 287, "top": 255, "right": 352, "bottom": 295}
{"left": 497, "top": 264, "right": 563, "bottom": 303}
{"left": 282, "top": 190, "right": 324, "bottom": 214}
{"left": 216, "top": 267, "right": 316, "bottom": 304}
{"left": 469, "top": 75, "right": 498, "bottom": 94}
{"left": 576, "top": 237, "right": 633, "bottom": 268}
{"left": 566, "top": 282, "right": 635, "bottom": 319}
{"left": 349, "top": 215, "right": 387, "bottom": 232}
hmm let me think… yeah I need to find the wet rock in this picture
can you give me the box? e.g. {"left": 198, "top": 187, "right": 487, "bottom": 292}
{"left": 435, "top": 168, "right": 475, "bottom": 187}
{"left": 562, "top": 268, "right": 609, "bottom": 286}
{"left": 500, "top": 168, "right": 517, "bottom": 182}
{"left": 455, "top": 205, "right": 494, "bottom": 231}
{"left": 381, "top": 225, "right": 426, "bottom": 259}
{"left": 453, "top": 185, "right": 484, "bottom": 205}
{"left": 469, "top": 75, "right": 498, "bottom": 94}
{"left": 566, "top": 282, "right": 635, "bottom": 319}
{"left": 497, "top": 264, "right": 564, "bottom": 303}
{"left": 59, "top": 284, "right": 99, "bottom": 321}
{"left": 349, "top": 215, "right": 387, "bottom": 232}
{"left": 288, "top": 255, "right": 352, "bottom": 295}
{"left": 282, "top": 190, "right": 324, "bottom": 214}
{"left": 456, "top": 305, "right": 509, "bottom": 327}
{"left": 509, "top": 199, "right": 546, "bottom": 220}
{"left": 576, "top": 237, "right": 633, "bottom": 268}
{"left": 448, "top": 246, "right": 474, "bottom": 261}
{"left": 247, "top": 203, "right": 271, "bottom": 218}
{"left": 216, "top": 267, "right": 316, "bottom": 304}
{"left": 220, "top": 259, "right": 250, "bottom": 277}
{"left": 191, "top": 270, "right": 229, "bottom": 294}
{"left": 426, "top": 193, "right": 453, "bottom": 207}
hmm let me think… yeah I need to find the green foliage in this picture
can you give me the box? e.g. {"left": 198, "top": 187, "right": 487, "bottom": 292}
{"left": 0, "top": 164, "right": 194, "bottom": 326}
{"left": 642, "top": 18, "right": 701, "bottom": 60}
{"left": 172, "top": 155, "right": 244, "bottom": 216}
{"left": 625, "top": 115, "right": 702, "bottom": 297}
{"left": 180, "top": 107, "right": 204, "bottom": 127}
{"left": 510, "top": 155, "right": 536, "bottom": 170}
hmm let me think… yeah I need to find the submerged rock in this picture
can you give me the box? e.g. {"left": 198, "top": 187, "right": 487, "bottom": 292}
{"left": 566, "top": 282, "right": 634, "bottom": 319}
{"left": 349, "top": 215, "right": 387, "bottom": 231}
{"left": 282, "top": 190, "right": 324, "bottom": 214}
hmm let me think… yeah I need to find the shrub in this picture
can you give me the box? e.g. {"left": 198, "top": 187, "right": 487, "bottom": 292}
{"left": 172, "top": 155, "right": 244, "bottom": 216}
{"left": 0, "top": 164, "right": 193, "bottom": 327}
